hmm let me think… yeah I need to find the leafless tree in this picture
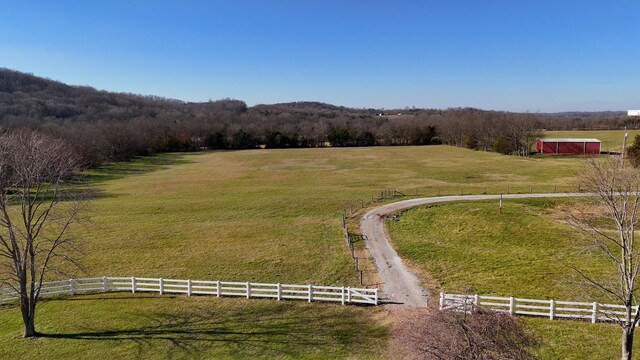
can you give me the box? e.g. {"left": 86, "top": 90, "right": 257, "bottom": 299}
{"left": 0, "top": 131, "right": 85, "bottom": 337}
{"left": 568, "top": 156, "right": 640, "bottom": 360}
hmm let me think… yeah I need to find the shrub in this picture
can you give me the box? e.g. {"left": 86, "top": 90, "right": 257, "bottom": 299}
{"left": 393, "top": 309, "right": 536, "bottom": 360}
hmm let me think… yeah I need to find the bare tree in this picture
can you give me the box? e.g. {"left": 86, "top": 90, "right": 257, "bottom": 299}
{"left": 0, "top": 131, "right": 84, "bottom": 338}
{"left": 570, "top": 156, "right": 640, "bottom": 360}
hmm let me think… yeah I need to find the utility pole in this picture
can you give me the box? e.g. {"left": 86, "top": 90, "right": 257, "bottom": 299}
{"left": 622, "top": 126, "right": 629, "bottom": 165}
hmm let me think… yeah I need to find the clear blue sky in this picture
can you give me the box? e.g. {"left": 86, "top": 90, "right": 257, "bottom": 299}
{"left": 1, "top": 1, "right": 638, "bottom": 112}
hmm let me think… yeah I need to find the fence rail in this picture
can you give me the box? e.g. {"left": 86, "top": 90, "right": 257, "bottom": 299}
{"left": 440, "top": 292, "right": 636, "bottom": 324}
{"left": 0, "top": 277, "right": 379, "bottom": 306}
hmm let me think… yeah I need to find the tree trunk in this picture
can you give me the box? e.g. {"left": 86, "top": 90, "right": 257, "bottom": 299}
{"left": 622, "top": 326, "right": 634, "bottom": 360}
{"left": 21, "top": 311, "right": 36, "bottom": 337}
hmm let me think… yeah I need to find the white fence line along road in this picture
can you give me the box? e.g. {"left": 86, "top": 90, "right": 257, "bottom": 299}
{"left": 360, "top": 193, "right": 594, "bottom": 307}
{"left": 0, "top": 277, "right": 379, "bottom": 306}
{"left": 440, "top": 292, "right": 636, "bottom": 324}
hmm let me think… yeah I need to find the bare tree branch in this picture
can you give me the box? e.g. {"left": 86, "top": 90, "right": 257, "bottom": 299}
{"left": 0, "top": 130, "right": 85, "bottom": 338}
{"left": 570, "top": 156, "right": 640, "bottom": 359}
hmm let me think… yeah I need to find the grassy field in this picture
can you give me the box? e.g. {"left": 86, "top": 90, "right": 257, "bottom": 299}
{"left": 0, "top": 293, "right": 387, "bottom": 359}
{"left": 543, "top": 129, "right": 640, "bottom": 152}
{"left": 387, "top": 197, "right": 635, "bottom": 359}
{"left": 63, "top": 146, "right": 586, "bottom": 284}
{"left": 0, "top": 145, "right": 596, "bottom": 358}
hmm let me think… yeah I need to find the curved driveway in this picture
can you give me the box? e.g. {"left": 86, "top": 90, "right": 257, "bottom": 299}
{"left": 360, "top": 192, "right": 591, "bottom": 307}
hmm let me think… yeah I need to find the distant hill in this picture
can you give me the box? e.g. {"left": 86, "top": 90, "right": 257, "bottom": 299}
{"left": 0, "top": 68, "right": 437, "bottom": 164}
{"left": 0, "top": 69, "right": 375, "bottom": 127}
{"left": 541, "top": 111, "right": 626, "bottom": 117}
{"left": 0, "top": 68, "right": 631, "bottom": 165}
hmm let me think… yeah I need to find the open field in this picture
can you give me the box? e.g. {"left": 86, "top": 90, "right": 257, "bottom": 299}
{"left": 0, "top": 293, "right": 387, "bottom": 359}
{"left": 67, "top": 146, "right": 588, "bottom": 284}
{"left": 0, "top": 145, "right": 596, "bottom": 357}
{"left": 387, "top": 197, "right": 636, "bottom": 358}
{"left": 543, "top": 129, "right": 640, "bottom": 152}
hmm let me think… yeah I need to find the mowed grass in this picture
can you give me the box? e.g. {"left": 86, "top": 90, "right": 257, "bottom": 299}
{"left": 69, "top": 146, "right": 586, "bottom": 284}
{"left": 0, "top": 145, "right": 592, "bottom": 358}
{"left": 0, "top": 293, "right": 387, "bottom": 359}
{"left": 387, "top": 197, "right": 635, "bottom": 358}
{"left": 543, "top": 129, "right": 640, "bottom": 152}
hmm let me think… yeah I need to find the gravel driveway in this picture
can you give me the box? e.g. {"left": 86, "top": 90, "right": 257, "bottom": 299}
{"left": 360, "top": 193, "right": 591, "bottom": 307}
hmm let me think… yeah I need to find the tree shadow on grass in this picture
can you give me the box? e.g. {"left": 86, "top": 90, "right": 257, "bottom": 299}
{"left": 83, "top": 153, "right": 198, "bottom": 185}
{"left": 38, "top": 299, "right": 386, "bottom": 358}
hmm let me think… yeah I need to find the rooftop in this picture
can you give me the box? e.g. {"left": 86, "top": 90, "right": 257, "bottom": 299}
{"left": 538, "top": 138, "right": 601, "bottom": 143}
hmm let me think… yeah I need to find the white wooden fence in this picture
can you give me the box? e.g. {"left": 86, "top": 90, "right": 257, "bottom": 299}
{"left": 440, "top": 292, "right": 636, "bottom": 324}
{"left": 0, "top": 277, "right": 379, "bottom": 306}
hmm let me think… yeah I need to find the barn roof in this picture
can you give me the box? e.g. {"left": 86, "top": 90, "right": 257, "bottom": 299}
{"left": 538, "top": 138, "right": 601, "bottom": 143}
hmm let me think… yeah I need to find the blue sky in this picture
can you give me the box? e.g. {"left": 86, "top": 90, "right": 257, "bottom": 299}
{"left": 0, "top": 1, "right": 638, "bottom": 112}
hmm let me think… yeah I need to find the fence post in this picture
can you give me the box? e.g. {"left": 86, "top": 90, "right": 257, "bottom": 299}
{"left": 308, "top": 285, "right": 313, "bottom": 303}
{"left": 102, "top": 276, "right": 107, "bottom": 292}
{"left": 509, "top": 296, "right": 514, "bottom": 315}
{"left": 374, "top": 289, "right": 378, "bottom": 305}
{"left": 216, "top": 280, "right": 221, "bottom": 297}
{"left": 347, "top": 286, "right": 352, "bottom": 303}
{"left": 187, "top": 279, "right": 192, "bottom": 296}
{"left": 554, "top": 184, "right": 557, "bottom": 193}
{"left": 360, "top": 270, "right": 363, "bottom": 286}
{"left": 69, "top": 279, "right": 75, "bottom": 296}
{"left": 549, "top": 299, "right": 555, "bottom": 320}
{"left": 276, "top": 283, "right": 282, "bottom": 301}
{"left": 473, "top": 294, "right": 479, "bottom": 311}
{"left": 341, "top": 286, "right": 346, "bottom": 305}
{"left": 439, "top": 292, "right": 444, "bottom": 310}
{"left": 131, "top": 276, "right": 136, "bottom": 294}
{"left": 592, "top": 302, "right": 598, "bottom": 323}
{"left": 159, "top": 278, "right": 164, "bottom": 295}
{"left": 246, "top": 282, "right": 251, "bottom": 299}
{"left": 361, "top": 199, "right": 364, "bottom": 208}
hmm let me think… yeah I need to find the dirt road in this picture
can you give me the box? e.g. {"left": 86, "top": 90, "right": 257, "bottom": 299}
{"left": 360, "top": 193, "right": 591, "bottom": 307}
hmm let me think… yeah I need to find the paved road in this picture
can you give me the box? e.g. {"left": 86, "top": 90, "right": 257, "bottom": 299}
{"left": 360, "top": 193, "right": 591, "bottom": 307}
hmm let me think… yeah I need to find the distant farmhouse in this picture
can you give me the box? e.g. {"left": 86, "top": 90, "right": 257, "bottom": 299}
{"left": 536, "top": 138, "right": 601, "bottom": 155}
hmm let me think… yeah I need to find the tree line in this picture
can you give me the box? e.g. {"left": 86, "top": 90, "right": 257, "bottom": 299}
{"left": 0, "top": 68, "right": 629, "bottom": 165}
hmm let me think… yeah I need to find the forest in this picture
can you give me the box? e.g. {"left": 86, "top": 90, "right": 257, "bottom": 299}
{"left": 0, "top": 68, "right": 631, "bottom": 165}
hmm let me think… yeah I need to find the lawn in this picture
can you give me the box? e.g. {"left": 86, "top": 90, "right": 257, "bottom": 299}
{"left": 387, "top": 197, "right": 636, "bottom": 358}
{"left": 70, "top": 146, "right": 587, "bottom": 284}
{"left": 0, "top": 145, "right": 593, "bottom": 358}
{"left": 0, "top": 293, "right": 387, "bottom": 359}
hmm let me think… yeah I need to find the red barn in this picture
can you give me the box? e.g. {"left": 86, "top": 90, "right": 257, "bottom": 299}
{"left": 536, "top": 138, "right": 601, "bottom": 155}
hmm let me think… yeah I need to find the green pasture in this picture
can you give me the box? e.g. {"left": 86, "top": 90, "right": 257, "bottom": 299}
{"left": 0, "top": 145, "right": 595, "bottom": 358}
{"left": 67, "top": 146, "right": 586, "bottom": 284}
{"left": 387, "top": 197, "right": 635, "bottom": 359}
{"left": 0, "top": 293, "right": 386, "bottom": 359}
